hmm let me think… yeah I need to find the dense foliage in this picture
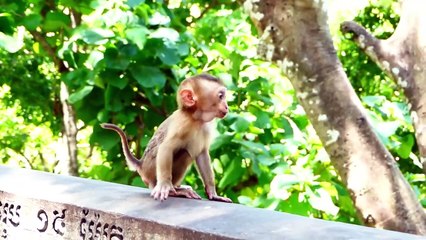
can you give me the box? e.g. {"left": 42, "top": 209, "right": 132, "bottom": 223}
{"left": 0, "top": 0, "right": 423, "bottom": 225}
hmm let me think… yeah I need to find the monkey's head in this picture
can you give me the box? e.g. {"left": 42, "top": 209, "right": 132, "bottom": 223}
{"left": 178, "top": 73, "right": 229, "bottom": 122}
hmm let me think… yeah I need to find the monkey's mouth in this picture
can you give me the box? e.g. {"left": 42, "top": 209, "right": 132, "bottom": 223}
{"left": 218, "top": 111, "right": 227, "bottom": 118}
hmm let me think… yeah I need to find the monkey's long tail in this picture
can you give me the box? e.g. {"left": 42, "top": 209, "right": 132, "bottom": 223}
{"left": 100, "top": 123, "right": 141, "bottom": 171}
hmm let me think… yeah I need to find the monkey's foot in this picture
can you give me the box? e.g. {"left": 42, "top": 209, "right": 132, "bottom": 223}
{"left": 205, "top": 187, "right": 232, "bottom": 203}
{"left": 170, "top": 187, "right": 202, "bottom": 200}
{"left": 208, "top": 195, "right": 232, "bottom": 203}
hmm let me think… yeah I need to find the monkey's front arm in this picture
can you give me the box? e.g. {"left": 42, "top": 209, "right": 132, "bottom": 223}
{"left": 196, "top": 150, "right": 232, "bottom": 203}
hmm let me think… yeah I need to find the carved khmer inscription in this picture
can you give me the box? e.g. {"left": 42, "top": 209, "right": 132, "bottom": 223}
{"left": 0, "top": 197, "right": 126, "bottom": 239}
{"left": 0, "top": 202, "right": 21, "bottom": 227}
{"left": 37, "top": 210, "right": 48, "bottom": 233}
{"left": 1, "top": 229, "right": 7, "bottom": 239}
{"left": 80, "top": 209, "right": 124, "bottom": 240}
{"left": 0, "top": 201, "right": 22, "bottom": 239}
{"left": 37, "top": 208, "right": 67, "bottom": 236}
{"left": 53, "top": 209, "right": 67, "bottom": 235}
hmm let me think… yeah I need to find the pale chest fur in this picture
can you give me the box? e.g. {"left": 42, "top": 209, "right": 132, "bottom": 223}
{"left": 184, "top": 123, "right": 212, "bottom": 158}
{"left": 164, "top": 111, "right": 214, "bottom": 159}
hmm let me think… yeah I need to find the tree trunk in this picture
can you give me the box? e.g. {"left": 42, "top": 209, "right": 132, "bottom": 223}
{"left": 341, "top": 0, "right": 426, "bottom": 174}
{"left": 29, "top": 32, "right": 80, "bottom": 176}
{"left": 244, "top": 0, "right": 426, "bottom": 235}
{"left": 59, "top": 81, "right": 79, "bottom": 176}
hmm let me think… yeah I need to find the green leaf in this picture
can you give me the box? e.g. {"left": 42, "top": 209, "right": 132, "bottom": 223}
{"left": 270, "top": 144, "right": 286, "bottom": 155}
{"left": 104, "top": 85, "right": 124, "bottom": 112}
{"left": 211, "top": 42, "right": 230, "bottom": 58}
{"left": 120, "top": 44, "right": 138, "bottom": 57}
{"left": 362, "top": 95, "right": 386, "bottom": 107}
{"left": 156, "top": 44, "right": 180, "bottom": 66}
{"left": 237, "top": 196, "right": 252, "bottom": 205}
{"left": 88, "top": 165, "right": 112, "bottom": 180}
{"left": 110, "top": 77, "right": 129, "bottom": 90}
{"left": 254, "top": 110, "right": 270, "bottom": 129}
{"left": 333, "top": 183, "right": 355, "bottom": 212}
{"left": 257, "top": 154, "right": 276, "bottom": 166}
{"left": 69, "top": 85, "right": 94, "bottom": 103}
{"left": 22, "top": 14, "right": 42, "bottom": 31}
{"left": 270, "top": 174, "right": 299, "bottom": 200}
{"left": 176, "top": 42, "right": 189, "bottom": 56}
{"left": 143, "top": 88, "right": 164, "bottom": 106}
{"left": 279, "top": 193, "right": 311, "bottom": 216}
{"left": 246, "top": 78, "right": 262, "bottom": 92}
{"left": 116, "top": 111, "right": 138, "bottom": 125}
{"left": 131, "top": 177, "right": 147, "bottom": 187}
{"left": 274, "top": 117, "right": 294, "bottom": 138}
{"left": 85, "top": 50, "right": 104, "bottom": 69}
{"left": 230, "top": 116, "right": 250, "bottom": 132}
{"left": 43, "top": 11, "right": 70, "bottom": 32}
{"left": 130, "top": 65, "right": 166, "bottom": 88}
{"left": 126, "top": 0, "right": 145, "bottom": 8}
{"left": 240, "top": 151, "right": 255, "bottom": 162}
{"left": 79, "top": 28, "right": 115, "bottom": 45}
{"left": 307, "top": 188, "right": 339, "bottom": 215}
{"left": 210, "top": 134, "right": 233, "bottom": 151}
{"left": 218, "top": 158, "right": 244, "bottom": 189}
{"left": 396, "top": 134, "right": 414, "bottom": 158}
{"left": 230, "top": 52, "right": 243, "bottom": 80}
{"left": 271, "top": 174, "right": 300, "bottom": 189}
{"left": 143, "top": 110, "right": 165, "bottom": 129}
{"left": 292, "top": 115, "right": 309, "bottom": 133}
{"left": 149, "top": 12, "right": 171, "bottom": 25}
{"left": 374, "top": 120, "right": 400, "bottom": 139}
{"left": 281, "top": 141, "right": 299, "bottom": 156}
{"left": 258, "top": 128, "right": 273, "bottom": 144}
{"left": 97, "top": 110, "right": 110, "bottom": 123}
{"left": 150, "top": 27, "right": 180, "bottom": 43}
{"left": 0, "top": 15, "right": 14, "bottom": 34}
{"left": 104, "top": 47, "right": 130, "bottom": 70}
{"left": 63, "top": 50, "right": 77, "bottom": 69}
{"left": 0, "top": 33, "right": 23, "bottom": 53}
{"left": 125, "top": 26, "right": 149, "bottom": 49}
{"left": 91, "top": 124, "right": 120, "bottom": 150}
{"left": 236, "top": 140, "right": 268, "bottom": 154}
{"left": 420, "top": 198, "right": 426, "bottom": 208}
{"left": 100, "top": 69, "right": 129, "bottom": 90}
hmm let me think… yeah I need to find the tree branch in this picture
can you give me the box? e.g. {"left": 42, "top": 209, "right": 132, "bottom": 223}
{"left": 197, "top": 0, "right": 218, "bottom": 20}
{"left": 340, "top": 21, "right": 409, "bottom": 83}
{"left": 30, "top": 31, "right": 59, "bottom": 66}
{"left": 340, "top": 21, "right": 379, "bottom": 47}
{"left": 10, "top": 148, "right": 34, "bottom": 169}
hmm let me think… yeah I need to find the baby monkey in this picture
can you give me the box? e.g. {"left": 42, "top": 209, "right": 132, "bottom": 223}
{"left": 101, "top": 73, "right": 232, "bottom": 203}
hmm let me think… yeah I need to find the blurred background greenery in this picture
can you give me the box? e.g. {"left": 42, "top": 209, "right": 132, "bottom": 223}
{"left": 0, "top": 0, "right": 423, "bottom": 225}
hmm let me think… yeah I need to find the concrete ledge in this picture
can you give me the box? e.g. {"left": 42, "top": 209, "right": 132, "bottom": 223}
{"left": 0, "top": 166, "right": 423, "bottom": 239}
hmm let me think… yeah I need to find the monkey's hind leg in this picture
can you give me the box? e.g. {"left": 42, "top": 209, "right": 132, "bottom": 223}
{"left": 168, "top": 149, "right": 201, "bottom": 199}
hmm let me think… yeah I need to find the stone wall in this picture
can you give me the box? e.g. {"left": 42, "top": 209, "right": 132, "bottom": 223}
{"left": 0, "top": 166, "right": 423, "bottom": 239}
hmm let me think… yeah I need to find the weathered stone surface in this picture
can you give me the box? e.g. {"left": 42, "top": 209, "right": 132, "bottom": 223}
{"left": 0, "top": 165, "right": 423, "bottom": 239}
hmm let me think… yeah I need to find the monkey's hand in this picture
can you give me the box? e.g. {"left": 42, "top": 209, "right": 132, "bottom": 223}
{"left": 206, "top": 187, "right": 232, "bottom": 203}
{"left": 151, "top": 181, "right": 176, "bottom": 201}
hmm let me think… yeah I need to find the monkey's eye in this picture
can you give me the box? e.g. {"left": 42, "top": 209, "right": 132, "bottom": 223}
{"left": 218, "top": 92, "right": 225, "bottom": 100}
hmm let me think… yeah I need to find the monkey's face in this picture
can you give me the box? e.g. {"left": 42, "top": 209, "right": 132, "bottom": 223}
{"left": 195, "top": 85, "right": 228, "bottom": 122}
{"left": 215, "top": 87, "right": 229, "bottom": 119}
{"left": 179, "top": 78, "right": 229, "bottom": 122}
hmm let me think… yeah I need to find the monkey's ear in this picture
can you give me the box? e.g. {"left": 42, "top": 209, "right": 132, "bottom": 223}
{"left": 180, "top": 88, "right": 196, "bottom": 107}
